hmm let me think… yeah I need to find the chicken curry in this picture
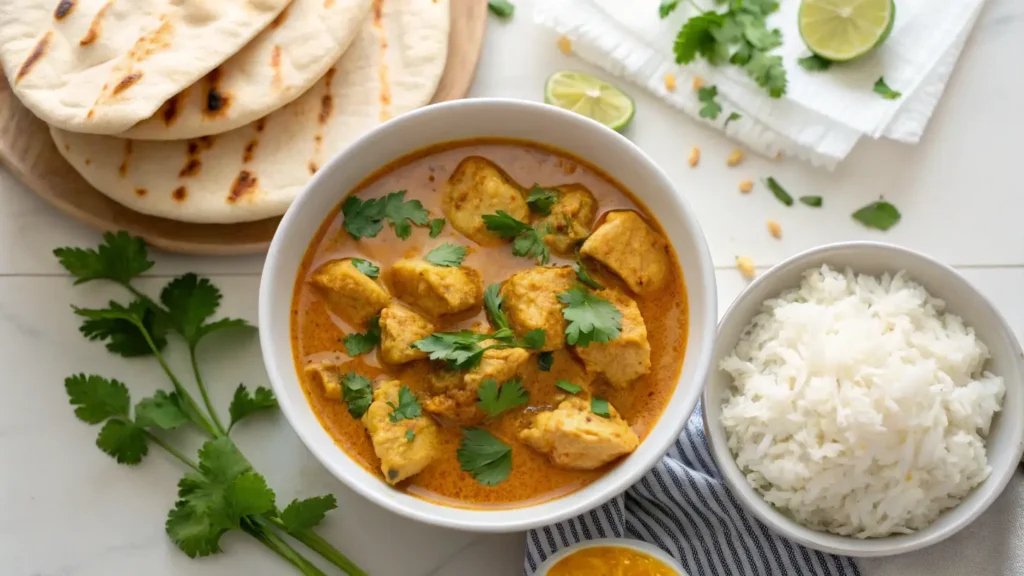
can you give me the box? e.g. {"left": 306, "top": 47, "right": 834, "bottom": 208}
{"left": 291, "top": 139, "right": 688, "bottom": 508}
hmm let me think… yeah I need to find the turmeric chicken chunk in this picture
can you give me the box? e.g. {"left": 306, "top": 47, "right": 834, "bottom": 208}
{"left": 379, "top": 303, "right": 435, "bottom": 365}
{"left": 303, "top": 362, "right": 344, "bottom": 401}
{"left": 309, "top": 259, "right": 390, "bottom": 326}
{"left": 520, "top": 397, "right": 639, "bottom": 470}
{"left": 538, "top": 184, "right": 598, "bottom": 255}
{"left": 362, "top": 380, "right": 440, "bottom": 484}
{"left": 390, "top": 258, "right": 484, "bottom": 317}
{"left": 499, "top": 266, "right": 575, "bottom": 351}
{"left": 425, "top": 342, "right": 530, "bottom": 424}
{"left": 443, "top": 157, "right": 530, "bottom": 245}
{"left": 573, "top": 289, "right": 651, "bottom": 387}
{"left": 580, "top": 210, "right": 670, "bottom": 295}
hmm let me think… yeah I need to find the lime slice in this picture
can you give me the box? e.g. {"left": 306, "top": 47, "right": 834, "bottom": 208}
{"left": 799, "top": 0, "right": 895, "bottom": 62}
{"left": 544, "top": 71, "right": 635, "bottom": 132}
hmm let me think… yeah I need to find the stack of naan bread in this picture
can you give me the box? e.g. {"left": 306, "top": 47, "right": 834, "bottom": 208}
{"left": 0, "top": 0, "right": 450, "bottom": 223}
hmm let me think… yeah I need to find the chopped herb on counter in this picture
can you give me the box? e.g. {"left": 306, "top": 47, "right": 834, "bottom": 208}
{"left": 873, "top": 77, "right": 902, "bottom": 100}
{"left": 765, "top": 177, "right": 794, "bottom": 206}
{"left": 799, "top": 195, "right": 823, "bottom": 207}
{"left": 798, "top": 54, "right": 832, "bottom": 71}
{"left": 697, "top": 85, "right": 722, "bottom": 120}
{"left": 852, "top": 200, "right": 901, "bottom": 230}
{"left": 487, "top": 0, "right": 514, "bottom": 18}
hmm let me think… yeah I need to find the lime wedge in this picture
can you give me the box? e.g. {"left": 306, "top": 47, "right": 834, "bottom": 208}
{"left": 544, "top": 71, "right": 635, "bottom": 132}
{"left": 799, "top": 0, "right": 895, "bottom": 62}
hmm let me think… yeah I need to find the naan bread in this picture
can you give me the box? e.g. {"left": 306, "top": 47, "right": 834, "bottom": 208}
{"left": 120, "top": 0, "right": 371, "bottom": 140}
{"left": 50, "top": 0, "right": 450, "bottom": 224}
{"left": 0, "top": 0, "right": 292, "bottom": 135}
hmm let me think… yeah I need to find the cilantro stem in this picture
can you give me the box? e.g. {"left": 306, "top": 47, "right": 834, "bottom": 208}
{"left": 140, "top": 328, "right": 218, "bottom": 438}
{"left": 190, "top": 349, "right": 227, "bottom": 436}
{"left": 244, "top": 520, "right": 328, "bottom": 576}
{"left": 684, "top": 0, "right": 708, "bottom": 13}
{"left": 269, "top": 518, "right": 368, "bottom": 576}
{"left": 144, "top": 431, "right": 200, "bottom": 473}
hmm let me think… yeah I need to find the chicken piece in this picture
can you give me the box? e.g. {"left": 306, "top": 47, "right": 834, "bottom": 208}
{"left": 443, "top": 156, "right": 530, "bottom": 245}
{"left": 574, "top": 289, "right": 651, "bottom": 387}
{"left": 425, "top": 342, "right": 530, "bottom": 424}
{"left": 303, "top": 362, "right": 343, "bottom": 401}
{"left": 362, "top": 380, "right": 440, "bottom": 484}
{"left": 499, "top": 266, "right": 575, "bottom": 351}
{"left": 520, "top": 397, "right": 639, "bottom": 470}
{"left": 379, "top": 303, "right": 435, "bottom": 365}
{"left": 538, "top": 184, "right": 598, "bottom": 255}
{"left": 580, "top": 211, "right": 670, "bottom": 295}
{"left": 309, "top": 259, "right": 390, "bottom": 326}
{"left": 390, "top": 258, "right": 483, "bottom": 317}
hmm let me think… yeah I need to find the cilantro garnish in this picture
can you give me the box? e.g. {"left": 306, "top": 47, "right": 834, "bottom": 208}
{"left": 764, "top": 177, "right": 794, "bottom": 207}
{"left": 482, "top": 210, "right": 551, "bottom": 264}
{"left": 477, "top": 378, "right": 529, "bottom": 418}
{"left": 697, "top": 85, "right": 722, "bottom": 120}
{"left": 538, "top": 351, "right": 554, "bottom": 372}
{"left": 425, "top": 243, "right": 468, "bottom": 267}
{"left": 428, "top": 218, "right": 446, "bottom": 238}
{"left": 405, "top": 430, "right": 416, "bottom": 442}
{"left": 343, "top": 314, "right": 381, "bottom": 356}
{"left": 526, "top": 185, "right": 559, "bottom": 215}
{"left": 487, "top": 0, "right": 514, "bottom": 18}
{"left": 387, "top": 386, "right": 422, "bottom": 423}
{"left": 412, "top": 330, "right": 494, "bottom": 370}
{"left": 341, "top": 191, "right": 429, "bottom": 240}
{"left": 724, "top": 111, "right": 742, "bottom": 128}
{"left": 799, "top": 196, "right": 823, "bottom": 207}
{"left": 798, "top": 54, "right": 832, "bottom": 72}
{"left": 558, "top": 286, "right": 622, "bottom": 347}
{"left": 457, "top": 428, "right": 512, "bottom": 486}
{"left": 591, "top": 396, "right": 611, "bottom": 418}
{"left": 54, "top": 234, "right": 362, "bottom": 575}
{"left": 483, "top": 283, "right": 509, "bottom": 330}
{"left": 351, "top": 258, "right": 380, "bottom": 279}
{"left": 873, "top": 77, "right": 902, "bottom": 100}
{"left": 852, "top": 200, "right": 901, "bottom": 231}
{"left": 659, "top": 0, "right": 680, "bottom": 18}
{"left": 340, "top": 372, "right": 373, "bottom": 418}
{"left": 555, "top": 380, "right": 581, "bottom": 394}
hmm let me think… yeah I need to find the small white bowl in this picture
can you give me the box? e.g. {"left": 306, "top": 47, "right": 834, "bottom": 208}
{"left": 703, "top": 241, "right": 1024, "bottom": 557}
{"left": 259, "top": 98, "right": 718, "bottom": 532}
{"left": 535, "top": 538, "right": 688, "bottom": 576}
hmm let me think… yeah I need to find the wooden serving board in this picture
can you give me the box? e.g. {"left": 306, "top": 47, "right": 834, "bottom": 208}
{"left": 0, "top": 0, "right": 487, "bottom": 256}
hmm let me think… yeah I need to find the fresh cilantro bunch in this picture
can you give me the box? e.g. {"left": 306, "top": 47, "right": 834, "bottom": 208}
{"left": 54, "top": 232, "right": 365, "bottom": 576}
{"left": 662, "top": 0, "right": 787, "bottom": 98}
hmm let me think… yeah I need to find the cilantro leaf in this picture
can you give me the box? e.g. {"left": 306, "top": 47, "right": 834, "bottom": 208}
{"left": 484, "top": 283, "right": 509, "bottom": 330}
{"left": 725, "top": 111, "right": 742, "bottom": 128}
{"left": 799, "top": 195, "right": 823, "bottom": 207}
{"left": 852, "top": 200, "right": 901, "bottom": 231}
{"left": 526, "top": 185, "right": 559, "bottom": 216}
{"left": 659, "top": 0, "right": 680, "bottom": 18}
{"left": 538, "top": 351, "right": 554, "bottom": 372}
{"left": 556, "top": 380, "right": 581, "bottom": 394}
{"left": 341, "top": 195, "right": 386, "bottom": 239}
{"left": 343, "top": 314, "right": 381, "bottom": 356}
{"left": 483, "top": 212, "right": 552, "bottom": 264}
{"left": 65, "top": 373, "right": 130, "bottom": 424}
{"left": 341, "top": 372, "right": 373, "bottom": 418}
{"left": 428, "top": 218, "right": 446, "bottom": 238}
{"left": 798, "top": 54, "right": 832, "bottom": 71}
{"left": 383, "top": 191, "right": 429, "bottom": 239}
{"left": 743, "top": 20, "right": 782, "bottom": 51}
{"left": 591, "top": 396, "right": 611, "bottom": 418}
{"left": 558, "top": 286, "right": 622, "bottom": 347}
{"left": 487, "top": 0, "right": 514, "bottom": 18}
{"left": 223, "top": 471, "right": 277, "bottom": 520}
{"left": 165, "top": 500, "right": 224, "bottom": 558}
{"left": 873, "top": 77, "right": 902, "bottom": 100}
{"left": 75, "top": 299, "right": 167, "bottom": 357}
{"left": 425, "top": 243, "right": 468, "bottom": 267}
{"left": 521, "top": 328, "right": 546, "bottom": 350}
{"left": 575, "top": 256, "right": 604, "bottom": 290}
{"left": 482, "top": 210, "right": 532, "bottom": 238}
{"left": 477, "top": 378, "right": 529, "bottom": 418}
{"left": 457, "top": 428, "right": 512, "bottom": 486}
{"left": 387, "top": 386, "right": 422, "bottom": 423}
{"left": 764, "top": 177, "right": 793, "bottom": 206}
{"left": 160, "top": 274, "right": 219, "bottom": 343}
{"left": 96, "top": 419, "right": 148, "bottom": 465}
{"left": 413, "top": 330, "right": 492, "bottom": 370}
{"left": 673, "top": 12, "right": 725, "bottom": 64}
{"left": 405, "top": 430, "right": 415, "bottom": 441}
{"left": 697, "top": 85, "right": 722, "bottom": 120}
{"left": 194, "top": 437, "right": 253, "bottom": 484}
{"left": 278, "top": 495, "right": 338, "bottom": 533}
{"left": 227, "top": 385, "right": 277, "bottom": 430}
{"left": 351, "top": 258, "right": 380, "bottom": 279}
{"left": 135, "top": 391, "right": 190, "bottom": 430}
{"left": 53, "top": 231, "right": 153, "bottom": 286}
{"left": 194, "top": 318, "right": 251, "bottom": 346}
{"left": 745, "top": 51, "right": 787, "bottom": 98}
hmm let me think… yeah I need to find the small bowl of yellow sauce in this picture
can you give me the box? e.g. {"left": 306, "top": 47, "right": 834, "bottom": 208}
{"left": 536, "top": 538, "right": 686, "bottom": 576}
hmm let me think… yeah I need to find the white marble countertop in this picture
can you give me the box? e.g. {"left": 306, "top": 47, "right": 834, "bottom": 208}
{"left": 1, "top": 1, "right": 1023, "bottom": 575}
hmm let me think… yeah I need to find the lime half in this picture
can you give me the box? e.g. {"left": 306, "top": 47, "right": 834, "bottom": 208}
{"left": 544, "top": 71, "right": 635, "bottom": 132}
{"left": 799, "top": 0, "right": 895, "bottom": 62}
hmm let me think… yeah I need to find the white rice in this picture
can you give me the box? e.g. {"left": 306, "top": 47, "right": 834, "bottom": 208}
{"left": 720, "top": 265, "right": 1005, "bottom": 538}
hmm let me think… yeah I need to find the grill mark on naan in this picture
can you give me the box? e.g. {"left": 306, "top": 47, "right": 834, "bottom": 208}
{"left": 228, "top": 171, "right": 258, "bottom": 203}
{"left": 318, "top": 67, "right": 335, "bottom": 124}
{"left": 270, "top": 5, "right": 290, "bottom": 28}
{"left": 172, "top": 186, "right": 187, "bottom": 202}
{"left": 112, "top": 72, "right": 143, "bottom": 95}
{"left": 54, "top": 0, "right": 76, "bottom": 20}
{"left": 255, "top": 119, "right": 266, "bottom": 133}
{"left": 179, "top": 158, "right": 201, "bottom": 178}
{"left": 204, "top": 69, "right": 230, "bottom": 118}
{"left": 135, "top": 188, "right": 147, "bottom": 197}
{"left": 162, "top": 93, "right": 182, "bottom": 126}
{"left": 308, "top": 161, "right": 318, "bottom": 175}
{"left": 271, "top": 45, "right": 283, "bottom": 90}
{"left": 80, "top": 1, "right": 112, "bottom": 46}
{"left": 118, "top": 140, "right": 132, "bottom": 177}
{"left": 16, "top": 31, "right": 52, "bottom": 83}
{"left": 371, "top": 0, "right": 391, "bottom": 121}
{"left": 243, "top": 140, "right": 259, "bottom": 163}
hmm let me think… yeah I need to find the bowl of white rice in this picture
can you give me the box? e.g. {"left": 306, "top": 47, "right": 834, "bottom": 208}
{"left": 703, "top": 242, "right": 1024, "bottom": 557}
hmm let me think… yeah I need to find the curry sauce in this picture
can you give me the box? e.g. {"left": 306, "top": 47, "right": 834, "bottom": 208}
{"left": 290, "top": 139, "right": 688, "bottom": 508}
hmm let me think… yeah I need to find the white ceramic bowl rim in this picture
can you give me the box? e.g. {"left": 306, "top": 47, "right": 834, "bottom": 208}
{"left": 259, "top": 98, "right": 719, "bottom": 532}
{"left": 703, "top": 241, "right": 1024, "bottom": 557}
{"left": 534, "top": 538, "right": 688, "bottom": 576}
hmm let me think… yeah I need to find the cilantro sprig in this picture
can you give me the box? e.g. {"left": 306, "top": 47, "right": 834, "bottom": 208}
{"left": 558, "top": 285, "right": 623, "bottom": 347}
{"left": 482, "top": 210, "right": 551, "bottom": 264}
{"left": 387, "top": 386, "right": 422, "bottom": 423}
{"left": 477, "top": 378, "right": 529, "bottom": 419}
{"left": 54, "top": 233, "right": 365, "bottom": 576}
{"left": 457, "top": 428, "right": 512, "bottom": 486}
{"left": 526, "top": 185, "right": 559, "bottom": 215}
{"left": 697, "top": 85, "right": 722, "bottom": 120}
{"left": 341, "top": 190, "right": 430, "bottom": 240}
{"left": 425, "top": 243, "right": 468, "bottom": 267}
{"left": 344, "top": 314, "right": 381, "bottom": 356}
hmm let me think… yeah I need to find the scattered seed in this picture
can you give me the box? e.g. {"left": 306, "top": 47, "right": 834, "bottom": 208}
{"left": 775, "top": 151, "right": 783, "bottom": 160}
{"left": 726, "top": 149, "right": 744, "bottom": 167}
{"left": 692, "top": 76, "right": 705, "bottom": 91}
{"left": 736, "top": 256, "right": 756, "bottom": 279}
{"left": 739, "top": 180, "right": 753, "bottom": 194}
{"left": 664, "top": 73, "right": 676, "bottom": 92}
{"left": 688, "top": 146, "right": 700, "bottom": 168}
{"left": 767, "top": 219, "right": 782, "bottom": 239}
{"left": 557, "top": 35, "right": 572, "bottom": 55}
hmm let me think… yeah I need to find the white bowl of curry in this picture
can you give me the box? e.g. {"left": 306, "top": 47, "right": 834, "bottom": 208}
{"left": 259, "top": 98, "right": 717, "bottom": 531}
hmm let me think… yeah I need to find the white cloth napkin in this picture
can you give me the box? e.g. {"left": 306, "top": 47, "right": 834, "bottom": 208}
{"left": 535, "top": 0, "right": 985, "bottom": 169}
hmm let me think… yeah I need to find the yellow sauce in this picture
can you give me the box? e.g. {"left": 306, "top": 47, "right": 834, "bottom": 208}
{"left": 549, "top": 546, "right": 680, "bottom": 576}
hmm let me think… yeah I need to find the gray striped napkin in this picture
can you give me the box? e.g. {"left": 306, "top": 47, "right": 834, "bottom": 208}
{"left": 524, "top": 402, "right": 861, "bottom": 576}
